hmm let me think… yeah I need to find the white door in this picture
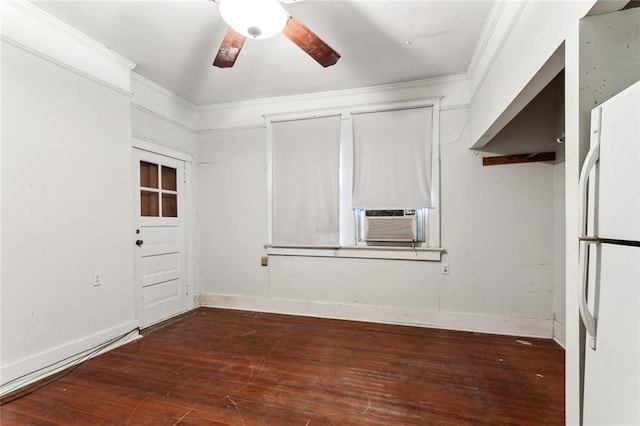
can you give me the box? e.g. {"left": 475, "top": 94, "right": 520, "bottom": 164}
{"left": 133, "top": 149, "right": 188, "bottom": 328}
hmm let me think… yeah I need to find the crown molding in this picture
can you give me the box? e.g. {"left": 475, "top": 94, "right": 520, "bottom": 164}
{"left": 6, "top": 0, "right": 136, "bottom": 71}
{"left": 198, "top": 74, "right": 468, "bottom": 112}
{"left": 466, "top": 0, "right": 507, "bottom": 79}
{"left": 466, "top": 0, "right": 528, "bottom": 102}
{"left": 131, "top": 103, "right": 198, "bottom": 134}
{"left": 131, "top": 73, "right": 198, "bottom": 112}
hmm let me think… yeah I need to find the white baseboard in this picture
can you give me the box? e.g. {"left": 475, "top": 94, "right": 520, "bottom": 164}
{"left": 553, "top": 320, "right": 566, "bottom": 349}
{"left": 1, "top": 320, "right": 141, "bottom": 396}
{"left": 198, "top": 294, "right": 554, "bottom": 339}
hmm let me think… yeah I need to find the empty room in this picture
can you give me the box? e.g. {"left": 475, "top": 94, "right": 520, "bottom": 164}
{"left": 1, "top": 0, "right": 638, "bottom": 424}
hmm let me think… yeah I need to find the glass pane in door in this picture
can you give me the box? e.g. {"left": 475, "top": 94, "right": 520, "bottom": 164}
{"left": 162, "top": 166, "right": 177, "bottom": 191}
{"left": 162, "top": 193, "right": 178, "bottom": 217}
{"left": 141, "top": 191, "right": 159, "bottom": 217}
{"left": 140, "top": 161, "right": 159, "bottom": 188}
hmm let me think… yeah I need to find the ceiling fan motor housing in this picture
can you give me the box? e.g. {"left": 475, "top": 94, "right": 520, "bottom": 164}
{"left": 247, "top": 26, "right": 262, "bottom": 38}
{"left": 218, "top": 0, "right": 289, "bottom": 39}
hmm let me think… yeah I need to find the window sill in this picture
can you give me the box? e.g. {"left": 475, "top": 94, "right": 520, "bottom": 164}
{"left": 265, "top": 245, "right": 443, "bottom": 261}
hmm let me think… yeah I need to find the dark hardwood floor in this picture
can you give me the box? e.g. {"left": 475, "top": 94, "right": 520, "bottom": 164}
{"left": 1, "top": 308, "right": 564, "bottom": 425}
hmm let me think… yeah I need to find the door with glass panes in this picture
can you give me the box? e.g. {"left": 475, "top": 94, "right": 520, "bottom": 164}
{"left": 133, "top": 149, "right": 187, "bottom": 328}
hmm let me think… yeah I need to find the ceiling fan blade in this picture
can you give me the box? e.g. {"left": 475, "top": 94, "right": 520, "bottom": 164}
{"left": 213, "top": 27, "right": 246, "bottom": 68}
{"left": 282, "top": 16, "right": 340, "bottom": 68}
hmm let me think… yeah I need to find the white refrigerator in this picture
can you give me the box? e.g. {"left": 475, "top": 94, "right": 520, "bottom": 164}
{"left": 578, "top": 80, "right": 640, "bottom": 425}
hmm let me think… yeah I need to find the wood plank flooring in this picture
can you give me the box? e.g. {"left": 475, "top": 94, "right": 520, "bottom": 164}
{"left": 1, "top": 308, "right": 565, "bottom": 425}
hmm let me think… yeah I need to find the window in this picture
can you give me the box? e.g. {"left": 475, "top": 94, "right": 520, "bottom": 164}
{"left": 267, "top": 99, "right": 441, "bottom": 260}
{"left": 271, "top": 115, "right": 341, "bottom": 247}
{"left": 351, "top": 106, "right": 433, "bottom": 246}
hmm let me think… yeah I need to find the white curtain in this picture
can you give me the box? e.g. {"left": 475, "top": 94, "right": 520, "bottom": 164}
{"left": 351, "top": 107, "right": 433, "bottom": 210}
{"left": 272, "top": 115, "right": 341, "bottom": 247}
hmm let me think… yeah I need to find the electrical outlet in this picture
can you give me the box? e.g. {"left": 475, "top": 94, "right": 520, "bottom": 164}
{"left": 93, "top": 271, "right": 101, "bottom": 286}
{"left": 441, "top": 264, "right": 449, "bottom": 275}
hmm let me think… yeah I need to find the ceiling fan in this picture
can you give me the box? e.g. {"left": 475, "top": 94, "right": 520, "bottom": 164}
{"left": 212, "top": 0, "right": 341, "bottom": 68}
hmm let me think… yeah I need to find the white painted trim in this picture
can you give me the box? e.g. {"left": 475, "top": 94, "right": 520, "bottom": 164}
{"left": 0, "top": 321, "right": 140, "bottom": 396}
{"left": 440, "top": 103, "right": 471, "bottom": 112}
{"left": 339, "top": 115, "right": 355, "bottom": 246}
{"left": 263, "top": 97, "right": 442, "bottom": 123}
{"left": 3, "top": 0, "right": 135, "bottom": 71}
{"left": 553, "top": 320, "right": 566, "bottom": 349}
{"left": 265, "top": 120, "right": 274, "bottom": 244}
{"left": 429, "top": 105, "right": 441, "bottom": 248}
{"left": 199, "top": 124, "right": 266, "bottom": 135}
{"left": 1, "top": 37, "right": 133, "bottom": 98}
{"left": 132, "top": 138, "right": 193, "bottom": 163}
{"left": 266, "top": 245, "right": 443, "bottom": 262}
{"left": 466, "top": 1, "right": 506, "bottom": 79}
{"left": 198, "top": 75, "right": 467, "bottom": 112}
{"left": 468, "top": 1, "right": 528, "bottom": 102}
{"left": 198, "top": 294, "right": 554, "bottom": 339}
{"left": 131, "top": 103, "right": 198, "bottom": 134}
{"left": 131, "top": 73, "right": 197, "bottom": 111}
{"left": 184, "top": 160, "right": 196, "bottom": 310}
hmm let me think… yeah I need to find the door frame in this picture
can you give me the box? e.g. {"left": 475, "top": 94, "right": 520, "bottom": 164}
{"left": 132, "top": 138, "right": 195, "bottom": 326}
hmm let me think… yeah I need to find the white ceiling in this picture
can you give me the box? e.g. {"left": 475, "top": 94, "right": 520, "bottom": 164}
{"left": 34, "top": 0, "right": 494, "bottom": 106}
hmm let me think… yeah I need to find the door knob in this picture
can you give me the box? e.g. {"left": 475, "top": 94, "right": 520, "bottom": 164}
{"left": 135, "top": 239, "right": 144, "bottom": 247}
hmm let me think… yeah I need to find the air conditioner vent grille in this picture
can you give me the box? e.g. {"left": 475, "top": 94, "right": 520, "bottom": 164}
{"left": 364, "top": 216, "right": 416, "bottom": 242}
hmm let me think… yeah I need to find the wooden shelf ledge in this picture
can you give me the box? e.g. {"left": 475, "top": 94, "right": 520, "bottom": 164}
{"left": 482, "top": 151, "right": 556, "bottom": 166}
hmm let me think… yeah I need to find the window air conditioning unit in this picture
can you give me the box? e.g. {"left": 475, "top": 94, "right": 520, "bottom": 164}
{"left": 364, "top": 210, "right": 417, "bottom": 242}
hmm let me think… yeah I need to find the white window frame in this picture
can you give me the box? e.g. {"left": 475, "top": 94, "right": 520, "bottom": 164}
{"left": 265, "top": 98, "right": 442, "bottom": 261}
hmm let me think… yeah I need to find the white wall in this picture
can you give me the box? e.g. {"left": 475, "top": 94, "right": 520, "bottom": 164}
{"left": 0, "top": 2, "right": 204, "bottom": 394}
{"left": 1, "top": 41, "right": 136, "bottom": 388}
{"left": 477, "top": 72, "right": 568, "bottom": 345}
{"left": 197, "top": 78, "right": 558, "bottom": 337}
{"left": 198, "top": 127, "right": 269, "bottom": 299}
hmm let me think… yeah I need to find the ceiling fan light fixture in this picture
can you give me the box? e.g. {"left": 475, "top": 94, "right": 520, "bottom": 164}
{"left": 219, "top": 0, "right": 289, "bottom": 39}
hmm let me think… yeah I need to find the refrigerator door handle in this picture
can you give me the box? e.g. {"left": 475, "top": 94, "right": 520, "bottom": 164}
{"left": 577, "top": 117, "right": 601, "bottom": 351}
{"left": 579, "top": 240, "right": 598, "bottom": 350}
{"left": 578, "top": 139, "right": 600, "bottom": 239}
